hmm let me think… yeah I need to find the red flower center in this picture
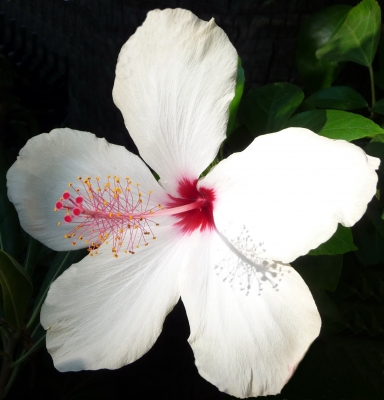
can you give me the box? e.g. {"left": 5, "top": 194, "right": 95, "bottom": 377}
{"left": 167, "top": 178, "right": 216, "bottom": 234}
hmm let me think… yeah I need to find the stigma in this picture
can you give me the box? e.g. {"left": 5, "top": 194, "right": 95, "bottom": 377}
{"left": 54, "top": 176, "right": 216, "bottom": 256}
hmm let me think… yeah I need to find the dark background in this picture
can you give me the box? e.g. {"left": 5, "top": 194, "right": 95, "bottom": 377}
{"left": 1, "top": 1, "right": 381, "bottom": 399}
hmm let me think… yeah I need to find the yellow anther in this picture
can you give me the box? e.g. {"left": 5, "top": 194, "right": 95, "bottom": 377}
{"left": 148, "top": 190, "right": 153, "bottom": 195}
{"left": 129, "top": 215, "right": 133, "bottom": 220}
{"left": 114, "top": 254, "right": 118, "bottom": 258}
{"left": 68, "top": 182, "right": 72, "bottom": 187}
{"left": 136, "top": 245, "right": 139, "bottom": 249}
{"left": 139, "top": 199, "right": 142, "bottom": 203}
{"left": 126, "top": 187, "right": 131, "bottom": 191}
{"left": 109, "top": 212, "right": 113, "bottom": 218}
{"left": 119, "top": 241, "right": 123, "bottom": 246}
{"left": 119, "top": 229, "right": 123, "bottom": 234}
{"left": 96, "top": 176, "right": 100, "bottom": 181}
{"left": 158, "top": 204, "right": 162, "bottom": 208}
{"left": 90, "top": 253, "right": 94, "bottom": 257}
{"left": 72, "top": 241, "right": 76, "bottom": 245}
{"left": 85, "top": 240, "right": 89, "bottom": 244}
{"left": 136, "top": 183, "right": 140, "bottom": 187}
{"left": 97, "top": 188, "right": 101, "bottom": 192}
{"left": 134, "top": 225, "right": 138, "bottom": 229}
{"left": 107, "top": 175, "right": 111, "bottom": 179}
{"left": 54, "top": 208, "right": 57, "bottom": 212}
{"left": 117, "top": 212, "right": 121, "bottom": 217}
{"left": 105, "top": 233, "right": 109, "bottom": 238}
{"left": 127, "top": 224, "right": 131, "bottom": 229}
{"left": 156, "top": 223, "right": 160, "bottom": 226}
{"left": 150, "top": 210, "right": 153, "bottom": 215}
{"left": 71, "top": 233, "right": 75, "bottom": 237}
{"left": 145, "top": 243, "right": 148, "bottom": 246}
{"left": 78, "top": 176, "right": 82, "bottom": 180}
{"left": 114, "top": 194, "right": 118, "bottom": 199}
{"left": 153, "top": 237, "right": 156, "bottom": 240}
{"left": 104, "top": 200, "right": 108, "bottom": 205}
{"left": 79, "top": 236, "right": 83, "bottom": 240}
{"left": 139, "top": 192, "right": 142, "bottom": 196}
{"left": 57, "top": 221, "right": 61, "bottom": 226}
{"left": 112, "top": 248, "right": 116, "bottom": 252}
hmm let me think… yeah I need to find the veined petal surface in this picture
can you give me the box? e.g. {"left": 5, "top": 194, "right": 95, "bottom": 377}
{"left": 41, "top": 225, "right": 183, "bottom": 371}
{"left": 7, "top": 128, "right": 167, "bottom": 251}
{"left": 201, "top": 128, "right": 379, "bottom": 263}
{"left": 180, "top": 230, "right": 320, "bottom": 398}
{"left": 113, "top": 9, "right": 238, "bottom": 196}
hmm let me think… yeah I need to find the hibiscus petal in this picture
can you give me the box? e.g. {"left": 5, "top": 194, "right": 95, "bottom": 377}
{"left": 180, "top": 230, "right": 321, "bottom": 398}
{"left": 7, "top": 128, "right": 167, "bottom": 251}
{"left": 201, "top": 128, "right": 380, "bottom": 263}
{"left": 41, "top": 225, "right": 182, "bottom": 371}
{"left": 113, "top": 9, "right": 238, "bottom": 196}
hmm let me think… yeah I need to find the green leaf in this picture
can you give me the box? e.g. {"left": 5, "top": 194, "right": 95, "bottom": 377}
{"left": 0, "top": 146, "right": 20, "bottom": 258}
{"left": 296, "top": 5, "right": 350, "bottom": 93}
{"left": 23, "top": 236, "right": 42, "bottom": 276}
{"left": 310, "top": 289, "right": 349, "bottom": 334}
{"left": 27, "top": 249, "right": 86, "bottom": 330}
{"left": 305, "top": 86, "right": 368, "bottom": 110}
{"left": 286, "top": 109, "right": 384, "bottom": 141}
{"left": 370, "top": 98, "right": 384, "bottom": 115}
{"left": 226, "top": 58, "right": 245, "bottom": 137}
{"left": 374, "top": 70, "right": 384, "bottom": 90}
{"left": 309, "top": 225, "right": 357, "bottom": 256}
{"left": 239, "top": 82, "right": 304, "bottom": 137}
{"left": 316, "top": 0, "right": 381, "bottom": 67}
{"left": 292, "top": 254, "right": 343, "bottom": 292}
{"left": 0, "top": 250, "right": 32, "bottom": 330}
{"left": 354, "top": 215, "right": 384, "bottom": 266}
{"left": 365, "top": 134, "right": 384, "bottom": 172}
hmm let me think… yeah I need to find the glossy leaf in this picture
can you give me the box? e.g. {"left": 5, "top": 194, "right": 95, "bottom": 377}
{"left": 23, "top": 236, "right": 43, "bottom": 276}
{"left": 226, "top": 58, "right": 245, "bottom": 137}
{"left": 374, "top": 71, "right": 384, "bottom": 90}
{"left": 28, "top": 249, "right": 87, "bottom": 329}
{"left": 354, "top": 215, "right": 384, "bottom": 266}
{"left": 0, "top": 146, "right": 20, "bottom": 258}
{"left": 310, "top": 289, "right": 349, "bottom": 334}
{"left": 370, "top": 98, "right": 384, "bottom": 115}
{"left": 297, "top": 5, "right": 350, "bottom": 93}
{"left": 316, "top": 0, "right": 381, "bottom": 67}
{"left": 239, "top": 82, "right": 304, "bottom": 136}
{"left": 293, "top": 255, "right": 343, "bottom": 292}
{"left": 0, "top": 250, "right": 32, "bottom": 330}
{"left": 309, "top": 225, "right": 357, "bottom": 256}
{"left": 305, "top": 86, "right": 368, "bottom": 110}
{"left": 365, "top": 134, "right": 384, "bottom": 172}
{"left": 286, "top": 109, "right": 384, "bottom": 141}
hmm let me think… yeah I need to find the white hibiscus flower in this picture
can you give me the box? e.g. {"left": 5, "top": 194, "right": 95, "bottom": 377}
{"left": 6, "top": 8, "right": 379, "bottom": 398}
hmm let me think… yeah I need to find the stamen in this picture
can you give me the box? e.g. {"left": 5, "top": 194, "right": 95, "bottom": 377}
{"left": 55, "top": 175, "right": 215, "bottom": 257}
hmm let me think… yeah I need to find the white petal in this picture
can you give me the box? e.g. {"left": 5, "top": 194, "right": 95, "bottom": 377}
{"left": 113, "top": 9, "right": 238, "bottom": 196}
{"left": 201, "top": 128, "right": 379, "bottom": 263}
{"left": 179, "top": 230, "right": 321, "bottom": 398}
{"left": 41, "top": 225, "right": 183, "bottom": 371}
{"left": 6, "top": 128, "right": 168, "bottom": 251}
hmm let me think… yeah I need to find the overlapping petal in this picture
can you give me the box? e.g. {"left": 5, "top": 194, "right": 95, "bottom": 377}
{"left": 41, "top": 225, "right": 184, "bottom": 371}
{"left": 201, "top": 128, "right": 380, "bottom": 263}
{"left": 180, "top": 230, "right": 320, "bottom": 398}
{"left": 6, "top": 128, "right": 167, "bottom": 251}
{"left": 113, "top": 8, "right": 238, "bottom": 196}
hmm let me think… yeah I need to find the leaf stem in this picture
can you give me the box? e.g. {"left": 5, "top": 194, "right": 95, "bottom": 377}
{"left": 368, "top": 64, "right": 376, "bottom": 107}
{"left": 0, "top": 334, "right": 18, "bottom": 399}
{"left": 11, "top": 335, "right": 45, "bottom": 368}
